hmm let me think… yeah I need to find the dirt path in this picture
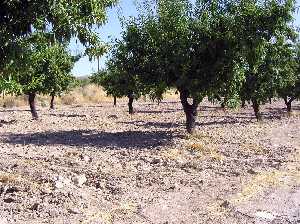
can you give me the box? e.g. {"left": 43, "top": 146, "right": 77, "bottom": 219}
{"left": 0, "top": 99, "right": 299, "bottom": 223}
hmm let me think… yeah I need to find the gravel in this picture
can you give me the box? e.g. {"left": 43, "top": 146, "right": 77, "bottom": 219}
{"left": 0, "top": 99, "right": 299, "bottom": 223}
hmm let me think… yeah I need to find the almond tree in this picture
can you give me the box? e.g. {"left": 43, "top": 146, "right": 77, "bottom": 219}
{"left": 235, "top": 0, "right": 296, "bottom": 120}
{"left": 9, "top": 33, "right": 76, "bottom": 119}
{"left": 278, "top": 43, "right": 300, "bottom": 112}
{"left": 108, "top": 0, "right": 242, "bottom": 133}
{"left": 0, "top": 0, "right": 116, "bottom": 92}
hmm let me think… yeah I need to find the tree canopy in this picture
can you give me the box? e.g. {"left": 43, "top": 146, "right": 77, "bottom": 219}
{"left": 6, "top": 33, "right": 77, "bottom": 118}
{"left": 0, "top": 0, "right": 117, "bottom": 92}
{"left": 101, "top": 0, "right": 296, "bottom": 133}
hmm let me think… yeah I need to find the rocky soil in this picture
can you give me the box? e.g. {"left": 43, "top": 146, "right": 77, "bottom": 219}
{"left": 0, "top": 99, "right": 299, "bottom": 224}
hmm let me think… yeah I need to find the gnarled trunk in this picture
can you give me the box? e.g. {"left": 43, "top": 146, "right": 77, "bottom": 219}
{"left": 28, "top": 92, "right": 38, "bottom": 119}
{"left": 128, "top": 94, "right": 134, "bottom": 114}
{"left": 179, "top": 89, "right": 200, "bottom": 134}
{"left": 252, "top": 99, "right": 261, "bottom": 121}
{"left": 50, "top": 94, "right": 55, "bottom": 110}
{"left": 287, "top": 101, "right": 292, "bottom": 113}
{"left": 284, "top": 96, "right": 294, "bottom": 113}
{"left": 241, "top": 100, "right": 246, "bottom": 108}
{"left": 221, "top": 97, "right": 227, "bottom": 109}
{"left": 221, "top": 102, "right": 225, "bottom": 109}
{"left": 113, "top": 96, "right": 117, "bottom": 107}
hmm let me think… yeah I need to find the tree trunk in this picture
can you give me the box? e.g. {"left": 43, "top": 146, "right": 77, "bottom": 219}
{"left": 286, "top": 101, "right": 292, "bottom": 113}
{"left": 221, "top": 102, "right": 225, "bottom": 109}
{"left": 241, "top": 100, "right": 246, "bottom": 108}
{"left": 284, "top": 96, "right": 294, "bottom": 113}
{"left": 28, "top": 92, "right": 38, "bottom": 120}
{"left": 128, "top": 95, "right": 134, "bottom": 114}
{"left": 179, "top": 89, "right": 200, "bottom": 134}
{"left": 113, "top": 96, "right": 117, "bottom": 107}
{"left": 252, "top": 99, "right": 261, "bottom": 121}
{"left": 221, "top": 97, "right": 227, "bottom": 109}
{"left": 50, "top": 94, "right": 55, "bottom": 110}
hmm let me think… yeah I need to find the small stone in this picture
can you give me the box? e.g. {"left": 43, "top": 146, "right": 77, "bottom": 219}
{"left": 255, "top": 211, "right": 276, "bottom": 220}
{"left": 54, "top": 181, "right": 64, "bottom": 189}
{"left": 83, "top": 155, "right": 91, "bottom": 163}
{"left": 247, "top": 169, "right": 257, "bottom": 175}
{"left": 68, "top": 208, "right": 81, "bottom": 214}
{"left": 31, "top": 203, "right": 39, "bottom": 211}
{"left": 220, "top": 200, "right": 230, "bottom": 208}
{"left": 108, "top": 115, "right": 118, "bottom": 119}
{"left": 151, "top": 158, "right": 161, "bottom": 164}
{"left": 54, "top": 176, "right": 71, "bottom": 189}
{"left": 73, "top": 175, "right": 87, "bottom": 187}
{"left": 3, "top": 198, "right": 15, "bottom": 203}
{"left": 41, "top": 186, "right": 52, "bottom": 194}
{"left": 11, "top": 164, "right": 18, "bottom": 169}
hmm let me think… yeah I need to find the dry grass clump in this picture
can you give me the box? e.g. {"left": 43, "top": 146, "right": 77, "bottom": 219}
{"left": 81, "top": 201, "right": 138, "bottom": 224}
{"left": 185, "top": 132, "right": 223, "bottom": 161}
{"left": 187, "top": 141, "right": 223, "bottom": 161}
{"left": 0, "top": 95, "right": 27, "bottom": 108}
{"left": 0, "top": 84, "right": 114, "bottom": 108}
{"left": 60, "top": 92, "right": 85, "bottom": 105}
{"left": 82, "top": 84, "right": 111, "bottom": 103}
{"left": 0, "top": 171, "right": 40, "bottom": 190}
{"left": 230, "top": 171, "right": 283, "bottom": 204}
{"left": 240, "top": 142, "right": 267, "bottom": 155}
{"left": 61, "top": 84, "right": 112, "bottom": 105}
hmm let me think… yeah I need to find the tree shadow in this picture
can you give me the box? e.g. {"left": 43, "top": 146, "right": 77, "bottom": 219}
{"left": 155, "top": 101, "right": 180, "bottom": 105}
{"left": 0, "top": 119, "right": 17, "bottom": 127}
{"left": 119, "top": 121, "right": 183, "bottom": 129}
{"left": 2, "top": 130, "right": 175, "bottom": 150}
{"left": 197, "top": 119, "right": 252, "bottom": 126}
{"left": 49, "top": 113, "right": 88, "bottom": 118}
{"left": 199, "top": 106, "right": 223, "bottom": 111}
{"left": 137, "top": 109, "right": 181, "bottom": 114}
{"left": 266, "top": 105, "right": 300, "bottom": 113}
{"left": 84, "top": 105, "right": 104, "bottom": 108}
{"left": 0, "top": 109, "right": 29, "bottom": 112}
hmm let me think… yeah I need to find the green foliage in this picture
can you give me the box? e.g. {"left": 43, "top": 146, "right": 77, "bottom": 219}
{"left": 106, "top": 0, "right": 244, "bottom": 103}
{"left": 235, "top": 0, "right": 296, "bottom": 105}
{"left": 0, "top": 0, "right": 117, "bottom": 92}
{"left": 278, "top": 42, "right": 300, "bottom": 103}
{"left": 7, "top": 33, "right": 76, "bottom": 96}
{"left": 101, "top": 0, "right": 296, "bottom": 130}
{"left": 0, "top": 76, "right": 22, "bottom": 95}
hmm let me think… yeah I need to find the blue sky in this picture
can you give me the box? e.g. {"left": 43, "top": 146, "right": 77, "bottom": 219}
{"left": 71, "top": 0, "right": 139, "bottom": 76}
{"left": 71, "top": 0, "right": 300, "bottom": 77}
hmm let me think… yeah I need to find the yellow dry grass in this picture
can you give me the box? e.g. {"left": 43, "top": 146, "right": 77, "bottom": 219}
{"left": 0, "top": 170, "right": 41, "bottom": 190}
{"left": 240, "top": 142, "right": 267, "bottom": 155}
{"left": 230, "top": 147, "right": 300, "bottom": 204}
{"left": 80, "top": 201, "right": 138, "bottom": 224}
{"left": 81, "top": 210, "right": 113, "bottom": 224}
{"left": 0, "top": 84, "right": 117, "bottom": 108}
{"left": 186, "top": 132, "right": 223, "bottom": 161}
{"left": 0, "top": 95, "right": 27, "bottom": 108}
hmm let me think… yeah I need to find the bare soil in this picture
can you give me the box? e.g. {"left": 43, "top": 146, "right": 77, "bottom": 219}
{"left": 0, "top": 99, "right": 299, "bottom": 224}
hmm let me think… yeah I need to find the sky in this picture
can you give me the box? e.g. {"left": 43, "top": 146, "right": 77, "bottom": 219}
{"left": 71, "top": 0, "right": 300, "bottom": 77}
{"left": 71, "top": 0, "right": 139, "bottom": 76}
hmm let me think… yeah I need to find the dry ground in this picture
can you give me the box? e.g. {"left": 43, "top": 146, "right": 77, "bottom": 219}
{"left": 0, "top": 98, "right": 299, "bottom": 224}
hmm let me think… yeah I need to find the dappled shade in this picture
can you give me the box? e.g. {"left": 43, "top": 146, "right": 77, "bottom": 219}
{"left": 3, "top": 130, "right": 175, "bottom": 150}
